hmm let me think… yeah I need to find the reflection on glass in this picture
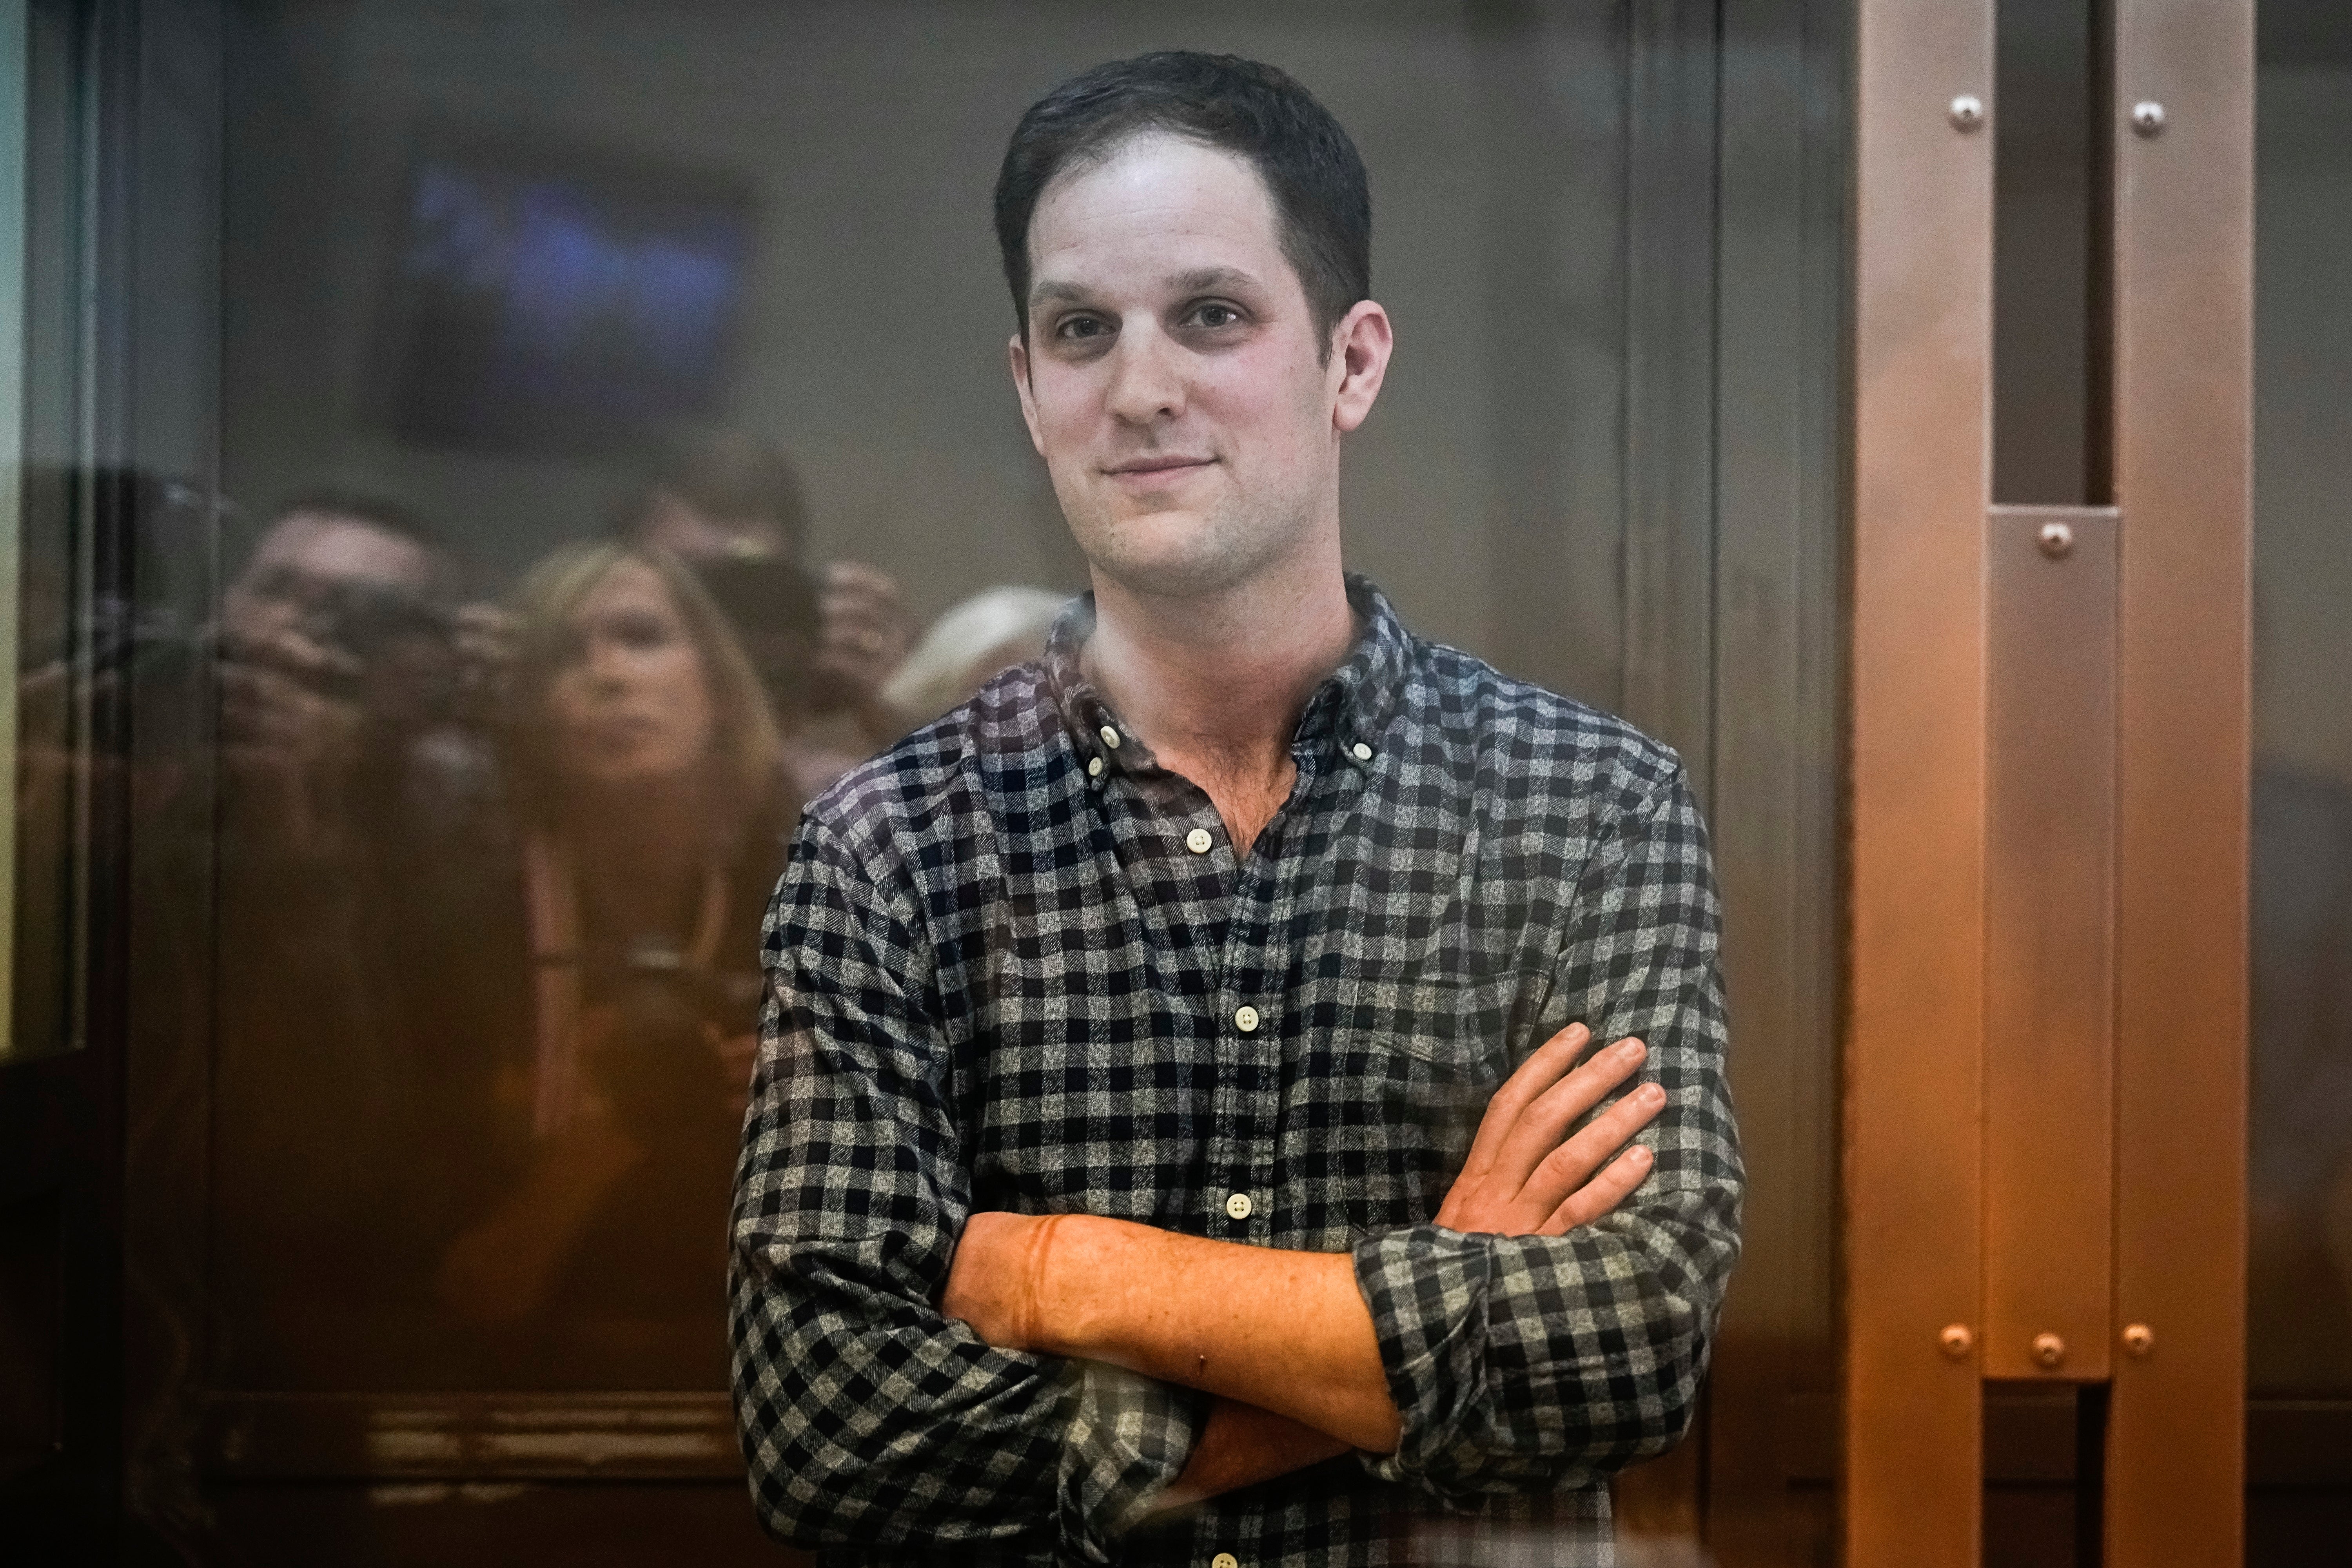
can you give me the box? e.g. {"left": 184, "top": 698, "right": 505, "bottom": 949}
{"left": 193, "top": 4, "right": 1675, "bottom": 1552}
{"left": 2251, "top": 41, "right": 2352, "bottom": 1396}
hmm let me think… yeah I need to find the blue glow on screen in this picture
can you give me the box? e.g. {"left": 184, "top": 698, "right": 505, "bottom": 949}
{"left": 395, "top": 157, "right": 750, "bottom": 446}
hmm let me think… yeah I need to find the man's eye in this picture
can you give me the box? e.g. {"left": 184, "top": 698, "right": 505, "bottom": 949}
{"left": 1056, "top": 316, "right": 1109, "bottom": 341}
{"left": 1190, "top": 303, "right": 1242, "bottom": 329}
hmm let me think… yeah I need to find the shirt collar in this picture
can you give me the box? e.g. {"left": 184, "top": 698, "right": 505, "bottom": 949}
{"left": 1040, "top": 573, "right": 1411, "bottom": 775}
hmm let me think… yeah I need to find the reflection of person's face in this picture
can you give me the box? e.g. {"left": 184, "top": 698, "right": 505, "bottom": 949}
{"left": 547, "top": 559, "right": 718, "bottom": 791}
{"left": 635, "top": 494, "right": 790, "bottom": 567}
{"left": 223, "top": 512, "right": 440, "bottom": 646}
{"left": 1010, "top": 134, "right": 1362, "bottom": 599}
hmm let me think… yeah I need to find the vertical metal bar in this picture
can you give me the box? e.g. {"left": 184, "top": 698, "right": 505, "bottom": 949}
{"left": 2106, "top": 1, "right": 2252, "bottom": 1563}
{"left": 1844, "top": 2, "right": 1994, "bottom": 1562}
{"left": 1981, "top": 504, "right": 2117, "bottom": 1385}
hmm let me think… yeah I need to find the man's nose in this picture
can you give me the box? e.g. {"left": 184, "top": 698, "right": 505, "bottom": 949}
{"left": 1103, "top": 325, "right": 1186, "bottom": 425}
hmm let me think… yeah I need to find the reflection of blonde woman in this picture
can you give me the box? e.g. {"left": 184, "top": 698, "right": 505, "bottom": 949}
{"left": 438, "top": 543, "right": 796, "bottom": 1383}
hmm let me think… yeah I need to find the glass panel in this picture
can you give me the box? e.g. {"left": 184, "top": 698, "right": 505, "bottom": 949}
{"left": 207, "top": 0, "right": 1648, "bottom": 1401}
{"left": 7, "top": 0, "right": 110, "bottom": 1067}
{"left": 2250, "top": 10, "right": 2352, "bottom": 1400}
{"left": 162, "top": 2, "right": 1838, "bottom": 1560}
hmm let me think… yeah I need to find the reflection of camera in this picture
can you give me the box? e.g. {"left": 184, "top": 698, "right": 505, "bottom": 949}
{"left": 314, "top": 580, "right": 454, "bottom": 666}
{"left": 596, "top": 941, "right": 761, "bottom": 1139}
{"left": 305, "top": 582, "right": 459, "bottom": 717}
{"left": 690, "top": 556, "right": 824, "bottom": 710}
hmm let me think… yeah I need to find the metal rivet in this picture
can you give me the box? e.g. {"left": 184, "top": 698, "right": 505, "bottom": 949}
{"left": 2122, "top": 1323, "right": 2155, "bottom": 1357}
{"left": 2132, "top": 101, "right": 2166, "bottom": 137}
{"left": 2038, "top": 520, "right": 2075, "bottom": 559}
{"left": 1939, "top": 1323, "right": 1975, "bottom": 1358}
{"left": 2032, "top": 1332, "right": 2067, "bottom": 1369}
{"left": 1949, "top": 94, "right": 1985, "bottom": 132}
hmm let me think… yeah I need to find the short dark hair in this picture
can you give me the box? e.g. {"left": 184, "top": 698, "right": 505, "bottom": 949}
{"left": 993, "top": 52, "right": 1372, "bottom": 355}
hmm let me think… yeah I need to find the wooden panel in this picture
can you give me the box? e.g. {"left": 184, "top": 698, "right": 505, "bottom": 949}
{"left": 2107, "top": 1, "right": 2253, "bottom": 1563}
{"left": 1982, "top": 505, "right": 2117, "bottom": 1382}
{"left": 1846, "top": 1, "right": 1994, "bottom": 1562}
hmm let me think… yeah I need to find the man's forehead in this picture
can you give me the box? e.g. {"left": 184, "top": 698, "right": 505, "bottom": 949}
{"left": 1026, "top": 136, "right": 1288, "bottom": 299}
{"left": 256, "top": 511, "right": 435, "bottom": 585}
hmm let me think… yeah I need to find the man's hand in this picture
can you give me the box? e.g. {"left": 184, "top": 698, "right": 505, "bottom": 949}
{"left": 1434, "top": 1022, "right": 1661, "bottom": 1236}
{"left": 815, "top": 559, "right": 915, "bottom": 702}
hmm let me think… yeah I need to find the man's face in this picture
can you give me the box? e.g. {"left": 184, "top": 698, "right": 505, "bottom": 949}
{"left": 223, "top": 511, "right": 441, "bottom": 649}
{"left": 1011, "top": 135, "right": 1381, "bottom": 599}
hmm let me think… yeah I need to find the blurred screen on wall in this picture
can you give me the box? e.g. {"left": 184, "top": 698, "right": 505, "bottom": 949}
{"left": 375, "top": 138, "right": 753, "bottom": 456}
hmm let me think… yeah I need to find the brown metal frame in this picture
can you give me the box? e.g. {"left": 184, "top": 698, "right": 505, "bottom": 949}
{"left": 2105, "top": 3, "right": 2252, "bottom": 1559}
{"left": 1845, "top": 1, "right": 2250, "bottom": 1563}
{"left": 1846, "top": 2, "right": 1994, "bottom": 1561}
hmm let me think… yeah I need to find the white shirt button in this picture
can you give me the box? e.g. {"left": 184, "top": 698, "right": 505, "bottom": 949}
{"left": 1099, "top": 725, "right": 1121, "bottom": 750}
{"left": 1223, "top": 1193, "right": 1253, "bottom": 1221}
{"left": 1086, "top": 756, "right": 1104, "bottom": 778}
{"left": 1233, "top": 1004, "right": 1259, "bottom": 1033}
{"left": 1185, "top": 828, "right": 1213, "bottom": 855}
{"left": 1212, "top": 1555, "right": 1240, "bottom": 1568}
{"left": 1351, "top": 742, "right": 1374, "bottom": 762}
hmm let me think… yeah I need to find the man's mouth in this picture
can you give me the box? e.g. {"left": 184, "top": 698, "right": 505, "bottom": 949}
{"left": 1103, "top": 455, "right": 1216, "bottom": 476}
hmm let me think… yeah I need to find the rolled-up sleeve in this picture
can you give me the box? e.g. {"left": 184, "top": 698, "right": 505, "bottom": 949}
{"left": 1350, "top": 764, "right": 1743, "bottom": 1504}
{"left": 728, "top": 813, "right": 1200, "bottom": 1561}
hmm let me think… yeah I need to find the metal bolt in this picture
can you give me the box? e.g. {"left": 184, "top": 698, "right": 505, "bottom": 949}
{"left": 2032, "top": 1332, "right": 2068, "bottom": 1369}
{"left": 2038, "top": 521, "right": 2075, "bottom": 558}
{"left": 1949, "top": 94, "right": 1985, "bottom": 132}
{"left": 2122, "top": 1323, "right": 2155, "bottom": 1357}
{"left": 2132, "top": 101, "right": 2166, "bottom": 137}
{"left": 1939, "top": 1323, "right": 1975, "bottom": 1358}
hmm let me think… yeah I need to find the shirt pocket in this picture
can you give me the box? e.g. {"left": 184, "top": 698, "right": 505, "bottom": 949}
{"left": 1293, "top": 966, "right": 1536, "bottom": 1228}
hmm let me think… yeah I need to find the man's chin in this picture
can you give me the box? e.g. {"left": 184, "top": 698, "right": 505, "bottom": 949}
{"left": 1083, "top": 538, "right": 1265, "bottom": 602}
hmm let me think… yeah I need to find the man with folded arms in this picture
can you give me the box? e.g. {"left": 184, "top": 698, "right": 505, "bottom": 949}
{"left": 730, "top": 51, "right": 1742, "bottom": 1566}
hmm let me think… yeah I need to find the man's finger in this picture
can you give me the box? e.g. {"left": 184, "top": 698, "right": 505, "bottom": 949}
{"left": 1537, "top": 1143, "right": 1655, "bottom": 1237}
{"left": 1491, "top": 1036, "right": 1646, "bottom": 1189}
{"left": 1519, "top": 1079, "right": 1666, "bottom": 1216}
{"left": 1457, "top": 1022, "right": 1591, "bottom": 1183}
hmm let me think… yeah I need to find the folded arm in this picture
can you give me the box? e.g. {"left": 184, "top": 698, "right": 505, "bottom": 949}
{"left": 943, "top": 1022, "right": 1666, "bottom": 1496}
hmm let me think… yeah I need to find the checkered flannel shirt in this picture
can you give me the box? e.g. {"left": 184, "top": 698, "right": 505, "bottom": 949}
{"left": 730, "top": 577, "right": 1742, "bottom": 1566}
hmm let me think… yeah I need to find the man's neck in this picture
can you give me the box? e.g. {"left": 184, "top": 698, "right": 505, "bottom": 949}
{"left": 1081, "top": 555, "right": 1357, "bottom": 854}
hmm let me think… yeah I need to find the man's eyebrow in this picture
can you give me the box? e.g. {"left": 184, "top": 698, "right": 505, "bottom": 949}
{"left": 1027, "top": 267, "right": 1265, "bottom": 309}
{"left": 1166, "top": 266, "right": 1260, "bottom": 294}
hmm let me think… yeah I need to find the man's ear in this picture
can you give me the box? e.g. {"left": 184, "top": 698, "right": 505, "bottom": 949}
{"left": 1009, "top": 331, "right": 1047, "bottom": 458}
{"left": 1329, "top": 300, "right": 1394, "bottom": 436}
